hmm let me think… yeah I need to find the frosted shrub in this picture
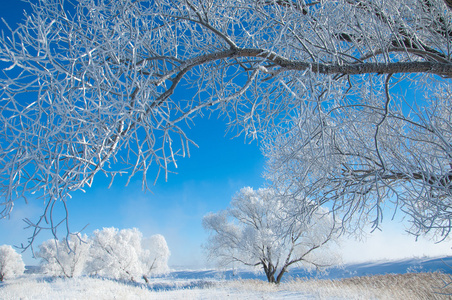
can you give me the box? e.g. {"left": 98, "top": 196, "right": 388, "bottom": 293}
{"left": 36, "top": 234, "right": 90, "bottom": 278}
{"left": 141, "top": 234, "right": 170, "bottom": 282}
{"left": 87, "top": 228, "right": 170, "bottom": 282}
{"left": 0, "top": 245, "right": 25, "bottom": 281}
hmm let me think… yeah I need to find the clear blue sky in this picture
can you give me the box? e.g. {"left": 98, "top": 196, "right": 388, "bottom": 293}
{"left": 0, "top": 0, "right": 450, "bottom": 268}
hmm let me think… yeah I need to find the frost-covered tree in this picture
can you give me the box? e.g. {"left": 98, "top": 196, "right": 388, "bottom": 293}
{"left": 1, "top": 0, "right": 452, "bottom": 240}
{"left": 36, "top": 234, "right": 90, "bottom": 278}
{"left": 0, "top": 245, "right": 25, "bottom": 281}
{"left": 87, "top": 227, "right": 170, "bottom": 282}
{"left": 87, "top": 227, "right": 143, "bottom": 281}
{"left": 203, "top": 187, "right": 339, "bottom": 284}
{"left": 141, "top": 234, "right": 170, "bottom": 283}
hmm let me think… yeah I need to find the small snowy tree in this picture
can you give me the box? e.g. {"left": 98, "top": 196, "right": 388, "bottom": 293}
{"left": 87, "top": 227, "right": 142, "bottom": 281}
{"left": 203, "top": 187, "right": 339, "bottom": 284}
{"left": 0, "top": 245, "right": 25, "bottom": 281}
{"left": 141, "top": 234, "right": 170, "bottom": 283}
{"left": 87, "top": 227, "right": 170, "bottom": 282}
{"left": 36, "top": 234, "right": 90, "bottom": 278}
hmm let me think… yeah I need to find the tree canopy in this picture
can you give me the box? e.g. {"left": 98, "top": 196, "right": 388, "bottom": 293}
{"left": 0, "top": 245, "right": 25, "bottom": 281}
{"left": 87, "top": 227, "right": 170, "bottom": 281}
{"left": 0, "top": 0, "right": 451, "bottom": 238}
{"left": 37, "top": 233, "right": 90, "bottom": 278}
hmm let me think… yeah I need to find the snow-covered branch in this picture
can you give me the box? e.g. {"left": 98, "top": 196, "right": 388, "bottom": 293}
{"left": 0, "top": 0, "right": 451, "bottom": 241}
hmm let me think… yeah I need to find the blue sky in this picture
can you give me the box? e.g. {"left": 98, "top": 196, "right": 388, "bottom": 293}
{"left": 0, "top": 0, "right": 450, "bottom": 268}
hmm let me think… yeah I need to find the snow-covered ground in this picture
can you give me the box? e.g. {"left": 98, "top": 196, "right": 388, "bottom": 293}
{"left": 1, "top": 257, "right": 452, "bottom": 299}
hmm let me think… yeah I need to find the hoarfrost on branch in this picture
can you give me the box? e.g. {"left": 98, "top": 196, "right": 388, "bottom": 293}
{"left": 0, "top": 0, "right": 452, "bottom": 238}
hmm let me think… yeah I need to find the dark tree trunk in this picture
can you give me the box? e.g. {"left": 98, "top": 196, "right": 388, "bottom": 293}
{"left": 262, "top": 262, "right": 277, "bottom": 283}
{"left": 266, "top": 272, "right": 276, "bottom": 283}
{"left": 142, "top": 275, "right": 149, "bottom": 284}
{"left": 275, "top": 267, "right": 287, "bottom": 284}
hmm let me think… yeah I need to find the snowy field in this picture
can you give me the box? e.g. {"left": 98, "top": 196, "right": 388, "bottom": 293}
{"left": 1, "top": 257, "right": 452, "bottom": 299}
{"left": 1, "top": 272, "right": 451, "bottom": 299}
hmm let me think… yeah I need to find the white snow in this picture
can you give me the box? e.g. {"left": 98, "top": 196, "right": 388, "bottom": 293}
{"left": 0, "top": 275, "right": 377, "bottom": 300}
{"left": 1, "top": 257, "right": 451, "bottom": 299}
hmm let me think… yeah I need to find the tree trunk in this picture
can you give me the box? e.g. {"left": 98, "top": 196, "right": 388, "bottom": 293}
{"left": 262, "top": 262, "right": 277, "bottom": 283}
{"left": 275, "top": 267, "right": 287, "bottom": 284}
{"left": 266, "top": 272, "right": 276, "bottom": 283}
{"left": 142, "top": 275, "right": 149, "bottom": 284}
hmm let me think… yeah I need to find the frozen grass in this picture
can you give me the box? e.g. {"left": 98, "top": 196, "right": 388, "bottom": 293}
{"left": 1, "top": 272, "right": 451, "bottom": 299}
{"left": 283, "top": 272, "right": 452, "bottom": 299}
